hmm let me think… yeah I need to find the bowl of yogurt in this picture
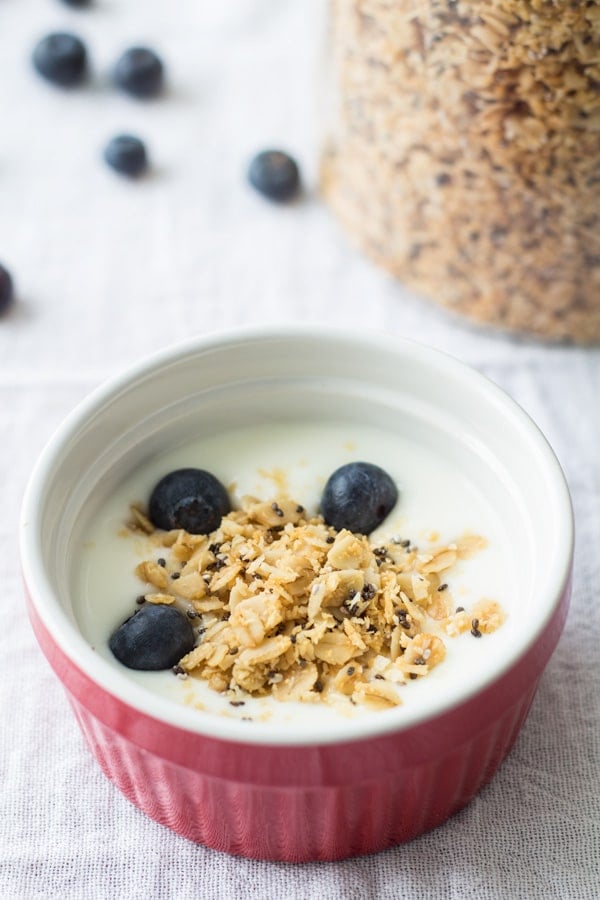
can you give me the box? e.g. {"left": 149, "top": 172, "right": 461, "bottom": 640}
{"left": 20, "top": 326, "right": 573, "bottom": 861}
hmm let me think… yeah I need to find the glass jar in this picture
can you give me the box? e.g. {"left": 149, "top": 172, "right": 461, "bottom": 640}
{"left": 321, "top": 1, "right": 600, "bottom": 342}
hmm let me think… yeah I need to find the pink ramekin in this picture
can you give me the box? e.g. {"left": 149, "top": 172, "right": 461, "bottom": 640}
{"left": 20, "top": 326, "right": 573, "bottom": 862}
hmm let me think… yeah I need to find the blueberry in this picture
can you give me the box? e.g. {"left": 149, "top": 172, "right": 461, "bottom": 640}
{"left": 321, "top": 462, "right": 398, "bottom": 535}
{"left": 114, "top": 47, "right": 164, "bottom": 98}
{"left": 32, "top": 33, "right": 87, "bottom": 88}
{"left": 149, "top": 468, "right": 231, "bottom": 534}
{"left": 109, "top": 604, "right": 195, "bottom": 671}
{"left": 104, "top": 135, "right": 148, "bottom": 177}
{"left": 0, "top": 263, "right": 14, "bottom": 315}
{"left": 247, "top": 150, "right": 300, "bottom": 202}
{"left": 58, "top": 0, "right": 91, "bottom": 6}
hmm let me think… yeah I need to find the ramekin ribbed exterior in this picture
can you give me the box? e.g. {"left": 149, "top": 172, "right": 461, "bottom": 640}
{"left": 27, "top": 579, "right": 570, "bottom": 861}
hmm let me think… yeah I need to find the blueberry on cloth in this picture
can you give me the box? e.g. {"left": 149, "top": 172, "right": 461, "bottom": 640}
{"left": 109, "top": 604, "right": 195, "bottom": 671}
{"left": 114, "top": 47, "right": 164, "bottom": 98}
{"left": 0, "top": 263, "right": 14, "bottom": 315}
{"left": 247, "top": 150, "right": 300, "bottom": 202}
{"left": 104, "top": 135, "right": 148, "bottom": 177}
{"left": 321, "top": 462, "right": 398, "bottom": 536}
{"left": 58, "top": 0, "right": 92, "bottom": 7}
{"left": 32, "top": 32, "right": 87, "bottom": 87}
{"left": 149, "top": 468, "right": 231, "bottom": 535}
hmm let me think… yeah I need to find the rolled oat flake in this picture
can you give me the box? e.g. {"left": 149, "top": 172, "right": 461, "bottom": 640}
{"left": 322, "top": 1, "right": 600, "bottom": 343}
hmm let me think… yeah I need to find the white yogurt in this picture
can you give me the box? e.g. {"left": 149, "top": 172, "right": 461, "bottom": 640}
{"left": 75, "top": 420, "right": 517, "bottom": 725}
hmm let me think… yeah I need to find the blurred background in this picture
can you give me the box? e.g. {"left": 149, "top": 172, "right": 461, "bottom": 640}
{"left": 1, "top": 2, "right": 598, "bottom": 898}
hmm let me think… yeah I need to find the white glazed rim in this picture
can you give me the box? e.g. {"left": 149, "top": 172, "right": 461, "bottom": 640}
{"left": 20, "top": 324, "right": 574, "bottom": 746}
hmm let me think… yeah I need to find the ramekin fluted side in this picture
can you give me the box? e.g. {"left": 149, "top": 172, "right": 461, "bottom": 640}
{"left": 67, "top": 686, "right": 536, "bottom": 862}
{"left": 25, "top": 578, "right": 570, "bottom": 860}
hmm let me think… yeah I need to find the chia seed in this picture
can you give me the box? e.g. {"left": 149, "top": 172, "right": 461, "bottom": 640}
{"left": 397, "top": 610, "right": 411, "bottom": 629}
{"left": 331, "top": 607, "right": 350, "bottom": 622}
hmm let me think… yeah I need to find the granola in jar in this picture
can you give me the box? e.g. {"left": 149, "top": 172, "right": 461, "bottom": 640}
{"left": 322, "top": 1, "right": 600, "bottom": 342}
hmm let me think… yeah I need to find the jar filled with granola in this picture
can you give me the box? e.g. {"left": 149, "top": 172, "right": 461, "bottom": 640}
{"left": 321, "top": 1, "right": 600, "bottom": 343}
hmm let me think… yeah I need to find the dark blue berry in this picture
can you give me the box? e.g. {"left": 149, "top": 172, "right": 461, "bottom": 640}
{"left": 32, "top": 33, "right": 87, "bottom": 88}
{"left": 321, "top": 462, "right": 398, "bottom": 536}
{"left": 0, "top": 264, "right": 14, "bottom": 315}
{"left": 114, "top": 47, "right": 164, "bottom": 98}
{"left": 109, "top": 604, "right": 195, "bottom": 671}
{"left": 247, "top": 150, "right": 300, "bottom": 202}
{"left": 104, "top": 135, "right": 148, "bottom": 177}
{"left": 58, "top": 0, "right": 91, "bottom": 7}
{"left": 149, "top": 468, "right": 231, "bottom": 535}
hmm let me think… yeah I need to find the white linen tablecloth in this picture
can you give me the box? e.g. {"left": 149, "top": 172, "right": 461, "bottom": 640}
{"left": 1, "top": 2, "right": 598, "bottom": 898}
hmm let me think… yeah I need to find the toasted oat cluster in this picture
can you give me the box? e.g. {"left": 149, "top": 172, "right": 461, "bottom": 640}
{"left": 128, "top": 497, "right": 505, "bottom": 710}
{"left": 321, "top": 1, "right": 600, "bottom": 343}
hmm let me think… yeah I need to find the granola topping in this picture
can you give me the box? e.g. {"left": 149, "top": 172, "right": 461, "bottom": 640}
{"left": 129, "top": 496, "right": 505, "bottom": 711}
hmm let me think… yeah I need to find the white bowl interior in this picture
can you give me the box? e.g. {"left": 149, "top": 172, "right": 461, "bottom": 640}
{"left": 21, "top": 328, "right": 573, "bottom": 745}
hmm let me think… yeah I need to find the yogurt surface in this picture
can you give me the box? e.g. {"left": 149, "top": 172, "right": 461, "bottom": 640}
{"left": 75, "top": 419, "right": 516, "bottom": 725}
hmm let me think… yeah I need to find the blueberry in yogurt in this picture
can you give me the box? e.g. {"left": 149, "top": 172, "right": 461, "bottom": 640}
{"left": 32, "top": 33, "right": 87, "bottom": 87}
{"left": 321, "top": 462, "right": 398, "bottom": 535}
{"left": 109, "top": 604, "right": 195, "bottom": 670}
{"left": 149, "top": 468, "right": 231, "bottom": 534}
